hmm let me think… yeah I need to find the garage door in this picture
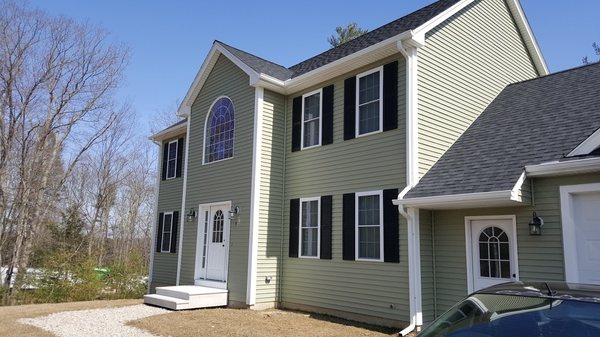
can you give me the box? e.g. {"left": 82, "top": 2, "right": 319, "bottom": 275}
{"left": 573, "top": 192, "right": 600, "bottom": 284}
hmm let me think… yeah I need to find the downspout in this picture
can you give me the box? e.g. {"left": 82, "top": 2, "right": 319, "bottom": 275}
{"left": 148, "top": 139, "right": 162, "bottom": 293}
{"left": 176, "top": 115, "right": 192, "bottom": 285}
{"left": 395, "top": 33, "right": 424, "bottom": 336}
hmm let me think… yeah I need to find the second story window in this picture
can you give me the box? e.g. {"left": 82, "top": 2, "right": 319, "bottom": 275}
{"left": 204, "top": 96, "right": 235, "bottom": 164}
{"left": 166, "top": 140, "right": 178, "bottom": 179}
{"left": 302, "top": 89, "right": 322, "bottom": 149}
{"left": 356, "top": 67, "right": 383, "bottom": 136}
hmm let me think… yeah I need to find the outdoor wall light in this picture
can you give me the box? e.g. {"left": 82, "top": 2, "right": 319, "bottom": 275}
{"left": 186, "top": 208, "right": 197, "bottom": 222}
{"left": 229, "top": 205, "right": 240, "bottom": 223}
{"left": 529, "top": 212, "right": 544, "bottom": 236}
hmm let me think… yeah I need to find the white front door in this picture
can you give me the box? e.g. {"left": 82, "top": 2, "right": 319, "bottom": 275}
{"left": 195, "top": 203, "right": 230, "bottom": 286}
{"left": 467, "top": 217, "right": 519, "bottom": 292}
{"left": 572, "top": 192, "right": 600, "bottom": 284}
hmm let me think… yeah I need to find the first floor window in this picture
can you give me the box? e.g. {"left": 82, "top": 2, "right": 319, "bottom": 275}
{"left": 161, "top": 212, "right": 173, "bottom": 252}
{"left": 356, "top": 191, "right": 383, "bottom": 260}
{"left": 356, "top": 67, "right": 383, "bottom": 136}
{"left": 300, "top": 197, "right": 320, "bottom": 257}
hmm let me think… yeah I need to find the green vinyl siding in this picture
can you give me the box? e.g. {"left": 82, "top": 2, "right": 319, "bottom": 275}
{"left": 180, "top": 55, "right": 255, "bottom": 304}
{"left": 151, "top": 134, "right": 185, "bottom": 289}
{"left": 255, "top": 89, "right": 286, "bottom": 305}
{"left": 417, "top": 0, "right": 539, "bottom": 177}
{"left": 282, "top": 55, "right": 410, "bottom": 323}
{"left": 419, "top": 210, "right": 435, "bottom": 323}
{"left": 429, "top": 172, "right": 600, "bottom": 317}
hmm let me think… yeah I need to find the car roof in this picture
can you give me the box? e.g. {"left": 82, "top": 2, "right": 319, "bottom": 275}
{"left": 475, "top": 281, "right": 600, "bottom": 304}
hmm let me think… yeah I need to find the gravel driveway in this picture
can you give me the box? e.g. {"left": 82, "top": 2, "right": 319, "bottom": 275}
{"left": 19, "top": 304, "right": 168, "bottom": 337}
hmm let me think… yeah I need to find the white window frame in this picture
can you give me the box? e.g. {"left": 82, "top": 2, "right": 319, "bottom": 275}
{"left": 300, "top": 89, "right": 322, "bottom": 150}
{"left": 161, "top": 212, "right": 174, "bottom": 253}
{"left": 355, "top": 66, "right": 384, "bottom": 138}
{"left": 299, "top": 196, "right": 321, "bottom": 258}
{"left": 355, "top": 190, "right": 384, "bottom": 262}
{"left": 165, "top": 140, "right": 178, "bottom": 180}
{"left": 202, "top": 96, "right": 236, "bottom": 165}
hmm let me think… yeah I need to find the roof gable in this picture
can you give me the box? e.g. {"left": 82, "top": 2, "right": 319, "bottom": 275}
{"left": 405, "top": 62, "right": 600, "bottom": 200}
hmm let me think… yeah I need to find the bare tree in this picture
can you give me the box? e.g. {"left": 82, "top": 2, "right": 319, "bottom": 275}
{"left": 0, "top": 2, "right": 129, "bottom": 289}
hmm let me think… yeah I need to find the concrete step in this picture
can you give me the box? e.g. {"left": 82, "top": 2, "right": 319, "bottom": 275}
{"left": 145, "top": 286, "right": 228, "bottom": 310}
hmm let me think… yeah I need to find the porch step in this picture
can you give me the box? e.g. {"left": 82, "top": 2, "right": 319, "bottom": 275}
{"left": 144, "top": 286, "right": 228, "bottom": 310}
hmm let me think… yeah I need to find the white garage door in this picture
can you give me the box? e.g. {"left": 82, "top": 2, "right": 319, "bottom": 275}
{"left": 573, "top": 192, "right": 600, "bottom": 284}
{"left": 561, "top": 184, "right": 600, "bottom": 285}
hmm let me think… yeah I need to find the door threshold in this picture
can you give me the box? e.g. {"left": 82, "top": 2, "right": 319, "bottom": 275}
{"left": 195, "top": 279, "right": 227, "bottom": 289}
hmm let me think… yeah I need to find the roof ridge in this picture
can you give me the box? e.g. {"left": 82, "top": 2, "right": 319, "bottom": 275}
{"left": 215, "top": 40, "right": 289, "bottom": 71}
{"left": 507, "top": 61, "right": 600, "bottom": 87}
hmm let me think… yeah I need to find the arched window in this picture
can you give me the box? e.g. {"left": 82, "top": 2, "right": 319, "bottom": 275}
{"left": 204, "top": 97, "right": 235, "bottom": 163}
{"left": 478, "top": 226, "right": 510, "bottom": 278}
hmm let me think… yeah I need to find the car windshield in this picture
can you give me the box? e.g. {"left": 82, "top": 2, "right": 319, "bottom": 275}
{"left": 419, "top": 293, "right": 600, "bottom": 337}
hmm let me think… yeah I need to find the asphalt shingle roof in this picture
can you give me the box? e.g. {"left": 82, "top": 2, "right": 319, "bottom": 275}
{"left": 405, "top": 62, "right": 600, "bottom": 199}
{"left": 216, "top": 0, "right": 461, "bottom": 80}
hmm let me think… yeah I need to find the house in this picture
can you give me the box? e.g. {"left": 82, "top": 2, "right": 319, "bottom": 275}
{"left": 396, "top": 61, "right": 600, "bottom": 320}
{"left": 144, "top": 0, "right": 549, "bottom": 332}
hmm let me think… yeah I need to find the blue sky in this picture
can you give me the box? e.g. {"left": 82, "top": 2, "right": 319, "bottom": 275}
{"left": 28, "top": 1, "right": 600, "bottom": 134}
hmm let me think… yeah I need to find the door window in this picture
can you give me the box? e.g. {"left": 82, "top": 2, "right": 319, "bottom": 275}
{"left": 479, "top": 226, "right": 510, "bottom": 279}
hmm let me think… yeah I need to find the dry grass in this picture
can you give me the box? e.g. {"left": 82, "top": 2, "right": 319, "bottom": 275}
{"left": 131, "top": 307, "right": 400, "bottom": 337}
{"left": 0, "top": 299, "right": 141, "bottom": 337}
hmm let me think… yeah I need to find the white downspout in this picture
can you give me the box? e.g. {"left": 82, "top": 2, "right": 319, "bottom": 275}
{"left": 176, "top": 117, "right": 192, "bottom": 285}
{"left": 396, "top": 35, "right": 424, "bottom": 336}
{"left": 148, "top": 139, "right": 162, "bottom": 293}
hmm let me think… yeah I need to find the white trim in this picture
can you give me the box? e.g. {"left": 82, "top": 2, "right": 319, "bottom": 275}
{"left": 355, "top": 66, "right": 384, "bottom": 138}
{"left": 165, "top": 140, "right": 178, "bottom": 180}
{"left": 568, "top": 128, "right": 600, "bottom": 156}
{"left": 464, "top": 215, "right": 519, "bottom": 294}
{"left": 510, "top": 171, "right": 527, "bottom": 202}
{"left": 504, "top": 0, "right": 549, "bottom": 75}
{"left": 559, "top": 183, "right": 600, "bottom": 283}
{"left": 397, "top": 44, "right": 419, "bottom": 188}
{"left": 298, "top": 197, "right": 321, "bottom": 259}
{"left": 355, "top": 190, "right": 384, "bottom": 262}
{"left": 147, "top": 140, "right": 162, "bottom": 293}
{"left": 394, "top": 190, "right": 517, "bottom": 209}
{"left": 526, "top": 157, "right": 600, "bottom": 177}
{"left": 202, "top": 96, "right": 236, "bottom": 165}
{"left": 407, "top": 207, "right": 423, "bottom": 326}
{"left": 413, "top": 0, "right": 474, "bottom": 38}
{"left": 175, "top": 116, "right": 192, "bottom": 285}
{"left": 160, "top": 212, "right": 174, "bottom": 253}
{"left": 246, "top": 87, "right": 264, "bottom": 305}
{"left": 300, "top": 89, "right": 323, "bottom": 150}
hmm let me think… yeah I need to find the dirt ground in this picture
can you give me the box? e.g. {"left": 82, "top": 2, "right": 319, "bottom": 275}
{"left": 131, "top": 307, "right": 402, "bottom": 337}
{"left": 0, "top": 299, "right": 141, "bottom": 337}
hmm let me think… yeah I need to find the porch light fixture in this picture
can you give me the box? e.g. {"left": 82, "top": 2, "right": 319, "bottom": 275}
{"left": 186, "top": 208, "right": 197, "bottom": 222}
{"left": 529, "top": 212, "right": 544, "bottom": 236}
{"left": 229, "top": 205, "right": 240, "bottom": 224}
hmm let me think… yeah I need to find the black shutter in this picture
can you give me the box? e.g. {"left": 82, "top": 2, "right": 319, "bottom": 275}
{"left": 343, "top": 77, "right": 356, "bottom": 140}
{"left": 175, "top": 138, "right": 184, "bottom": 178}
{"left": 342, "top": 193, "right": 355, "bottom": 260}
{"left": 320, "top": 195, "right": 333, "bottom": 259}
{"left": 161, "top": 143, "right": 168, "bottom": 180}
{"left": 291, "top": 97, "right": 302, "bottom": 152}
{"left": 170, "top": 211, "right": 179, "bottom": 253}
{"left": 322, "top": 85, "right": 334, "bottom": 145}
{"left": 383, "top": 189, "right": 400, "bottom": 263}
{"left": 383, "top": 61, "right": 398, "bottom": 131}
{"left": 156, "top": 212, "right": 164, "bottom": 252}
{"left": 289, "top": 199, "right": 300, "bottom": 257}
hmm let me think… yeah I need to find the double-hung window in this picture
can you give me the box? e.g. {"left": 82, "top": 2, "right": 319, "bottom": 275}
{"left": 356, "top": 191, "right": 383, "bottom": 261}
{"left": 356, "top": 67, "right": 383, "bottom": 136}
{"left": 302, "top": 89, "right": 322, "bottom": 149}
{"left": 166, "top": 140, "right": 178, "bottom": 179}
{"left": 300, "top": 197, "right": 320, "bottom": 258}
{"left": 161, "top": 212, "right": 174, "bottom": 253}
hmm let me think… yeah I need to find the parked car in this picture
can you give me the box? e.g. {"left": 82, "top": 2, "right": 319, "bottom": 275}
{"left": 418, "top": 281, "right": 600, "bottom": 337}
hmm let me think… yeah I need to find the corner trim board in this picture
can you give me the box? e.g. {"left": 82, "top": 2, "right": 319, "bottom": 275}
{"left": 175, "top": 115, "right": 192, "bottom": 285}
{"left": 247, "top": 86, "right": 264, "bottom": 305}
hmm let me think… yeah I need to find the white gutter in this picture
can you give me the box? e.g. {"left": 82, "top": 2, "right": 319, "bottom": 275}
{"left": 394, "top": 190, "right": 515, "bottom": 209}
{"left": 148, "top": 139, "right": 162, "bottom": 293}
{"left": 246, "top": 87, "right": 264, "bottom": 305}
{"left": 526, "top": 157, "right": 600, "bottom": 177}
{"left": 175, "top": 113, "right": 192, "bottom": 285}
